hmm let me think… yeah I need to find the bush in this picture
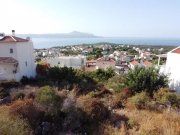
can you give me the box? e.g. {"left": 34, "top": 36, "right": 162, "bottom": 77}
{"left": 154, "top": 88, "right": 180, "bottom": 108}
{"left": 12, "top": 92, "right": 25, "bottom": 101}
{"left": 106, "top": 75, "right": 125, "bottom": 92}
{"left": 48, "top": 66, "right": 77, "bottom": 83}
{"left": 20, "top": 76, "right": 36, "bottom": 85}
{"left": 88, "top": 68, "right": 116, "bottom": 82}
{"left": 127, "top": 92, "right": 150, "bottom": 109}
{"left": 0, "top": 88, "right": 9, "bottom": 99}
{"left": 36, "top": 86, "right": 63, "bottom": 108}
{"left": 0, "top": 106, "right": 32, "bottom": 135}
{"left": 76, "top": 95, "right": 110, "bottom": 121}
{"left": 124, "top": 67, "right": 168, "bottom": 95}
{"left": 0, "top": 81, "right": 19, "bottom": 89}
{"left": 9, "top": 99, "right": 41, "bottom": 128}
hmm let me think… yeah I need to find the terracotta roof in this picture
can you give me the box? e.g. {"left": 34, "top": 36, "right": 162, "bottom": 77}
{"left": 172, "top": 47, "right": 180, "bottom": 54}
{"left": 96, "top": 59, "right": 116, "bottom": 69}
{"left": 130, "top": 60, "right": 139, "bottom": 65}
{"left": 0, "top": 36, "right": 28, "bottom": 43}
{"left": 143, "top": 60, "right": 152, "bottom": 67}
{"left": 0, "top": 57, "right": 18, "bottom": 64}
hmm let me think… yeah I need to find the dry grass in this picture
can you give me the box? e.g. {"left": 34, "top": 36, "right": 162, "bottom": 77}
{"left": 0, "top": 106, "right": 32, "bottom": 135}
{"left": 113, "top": 109, "right": 180, "bottom": 135}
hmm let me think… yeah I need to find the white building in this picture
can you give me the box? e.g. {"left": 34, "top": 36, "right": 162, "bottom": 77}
{"left": 165, "top": 46, "right": 180, "bottom": 92}
{"left": 0, "top": 32, "right": 36, "bottom": 81}
{"left": 44, "top": 56, "right": 86, "bottom": 69}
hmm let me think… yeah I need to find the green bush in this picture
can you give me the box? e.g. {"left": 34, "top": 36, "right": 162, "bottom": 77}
{"left": 88, "top": 68, "right": 116, "bottom": 82}
{"left": 127, "top": 92, "right": 150, "bottom": 109}
{"left": 36, "top": 86, "right": 62, "bottom": 108}
{"left": 154, "top": 88, "right": 180, "bottom": 108}
{"left": 124, "top": 67, "right": 168, "bottom": 95}
{"left": 106, "top": 75, "right": 125, "bottom": 92}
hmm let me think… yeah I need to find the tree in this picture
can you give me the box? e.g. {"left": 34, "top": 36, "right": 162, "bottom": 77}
{"left": 88, "top": 68, "right": 116, "bottom": 82}
{"left": 124, "top": 67, "right": 168, "bottom": 95}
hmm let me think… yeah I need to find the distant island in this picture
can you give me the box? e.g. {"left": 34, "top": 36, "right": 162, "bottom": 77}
{"left": 18, "top": 31, "right": 100, "bottom": 38}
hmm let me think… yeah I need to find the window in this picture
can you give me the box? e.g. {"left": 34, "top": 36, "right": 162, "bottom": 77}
{"left": 10, "top": 48, "right": 13, "bottom": 53}
{"left": 25, "top": 61, "right": 27, "bottom": 67}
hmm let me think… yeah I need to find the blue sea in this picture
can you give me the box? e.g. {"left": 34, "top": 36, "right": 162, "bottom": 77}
{"left": 32, "top": 37, "right": 180, "bottom": 49}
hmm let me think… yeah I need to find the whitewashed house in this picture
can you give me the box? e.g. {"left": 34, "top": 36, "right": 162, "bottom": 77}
{"left": 44, "top": 56, "right": 86, "bottom": 69}
{"left": 165, "top": 46, "right": 180, "bottom": 92}
{"left": 0, "top": 31, "right": 36, "bottom": 81}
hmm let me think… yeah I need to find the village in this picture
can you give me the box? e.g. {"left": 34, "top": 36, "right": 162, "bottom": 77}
{"left": 0, "top": 31, "right": 180, "bottom": 135}
{"left": 34, "top": 43, "right": 169, "bottom": 72}
{"left": 0, "top": 31, "right": 180, "bottom": 92}
{"left": 34, "top": 40, "right": 180, "bottom": 91}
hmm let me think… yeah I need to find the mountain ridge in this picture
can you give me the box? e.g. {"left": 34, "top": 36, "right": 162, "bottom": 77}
{"left": 17, "top": 31, "right": 100, "bottom": 38}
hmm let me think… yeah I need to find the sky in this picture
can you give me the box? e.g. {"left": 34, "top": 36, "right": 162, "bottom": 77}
{"left": 0, "top": 0, "right": 180, "bottom": 38}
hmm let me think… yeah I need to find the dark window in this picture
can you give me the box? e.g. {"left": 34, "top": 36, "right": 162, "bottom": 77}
{"left": 10, "top": 48, "right": 13, "bottom": 53}
{"left": 25, "top": 61, "right": 27, "bottom": 67}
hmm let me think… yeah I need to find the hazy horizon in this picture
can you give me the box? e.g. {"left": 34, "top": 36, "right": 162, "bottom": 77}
{"left": 1, "top": 0, "right": 180, "bottom": 38}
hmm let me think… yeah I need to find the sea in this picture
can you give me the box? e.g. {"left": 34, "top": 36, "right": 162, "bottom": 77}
{"left": 31, "top": 37, "right": 180, "bottom": 49}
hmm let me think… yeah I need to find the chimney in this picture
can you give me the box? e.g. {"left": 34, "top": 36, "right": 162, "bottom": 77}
{"left": 0, "top": 33, "right": 5, "bottom": 37}
{"left": 12, "top": 30, "right": 15, "bottom": 36}
{"left": 26, "top": 37, "right": 31, "bottom": 41}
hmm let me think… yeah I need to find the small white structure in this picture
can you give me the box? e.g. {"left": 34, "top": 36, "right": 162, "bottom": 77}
{"left": 44, "top": 56, "right": 86, "bottom": 69}
{"left": 165, "top": 46, "right": 180, "bottom": 92}
{"left": 0, "top": 31, "right": 36, "bottom": 81}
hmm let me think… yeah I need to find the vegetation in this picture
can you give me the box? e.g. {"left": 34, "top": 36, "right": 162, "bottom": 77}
{"left": 124, "top": 66, "right": 168, "bottom": 95}
{"left": 0, "top": 66, "right": 180, "bottom": 134}
{"left": 0, "top": 106, "right": 31, "bottom": 135}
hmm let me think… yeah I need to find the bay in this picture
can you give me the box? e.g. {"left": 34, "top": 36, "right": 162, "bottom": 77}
{"left": 32, "top": 37, "right": 180, "bottom": 49}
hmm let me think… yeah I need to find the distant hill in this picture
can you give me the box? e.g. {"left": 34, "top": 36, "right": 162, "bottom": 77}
{"left": 18, "top": 31, "right": 99, "bottom": 38}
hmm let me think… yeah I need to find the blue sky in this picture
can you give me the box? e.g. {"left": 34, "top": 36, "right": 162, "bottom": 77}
{"left": 0, "top": 0, "right": 180, "bottom": 38}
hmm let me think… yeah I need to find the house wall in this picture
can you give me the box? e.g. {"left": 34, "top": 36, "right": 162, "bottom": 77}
{"left": 0, "top": 43, "right": 18, "bottom": 59}
{"left": 16, "top": 41, "right": 36, "bottom": 80}
{"left": 45, "top": 56, "right": 85, "bottom": 69}
{"left": 0, "top": 64, "right": 16, "bottom": 81}
{"left": 165, "top": 52, "right": 180, "bottom": 92}
{"left": 0, "top": 41, "right": 36, "bottom": 81}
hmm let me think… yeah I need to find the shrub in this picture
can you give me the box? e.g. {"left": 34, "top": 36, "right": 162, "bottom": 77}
{"left": 0, "top": 81, "right": 19, "bottom": 89}
{"left": 127, "top": 92, "right": 150, "bottom": 109}
{"left": 105, "top": 75, "right": 125, "bottom": 92}
{"left": 76, "top": 95, "right": 110, "bottom": 121}
{"left": 36, "top": 86, "right": 62, "bottom": 108}
{"left": 124, "top": 67, "right": 168, "bottom": 95}
{"left": 0, "top": 106, "right": 32, "bottom": 135}
{"left": 20, "top": 76, "right": 36, "bottom": 85}
{"left": 0, "top": 88, "right": 9, "bottom": 99}
{"left": 48, "top": 66, "right": 77, "bottom": 83}
{"left": 36, "top": 63, "right": 50, "bottom": 76}
{"left": 9, "top": 99, "right": 41, "bottom": 128}
{"left": 154, "top": 88, "right": 180, "bottom": 108}
{"left": 20, "top": 76, "right": 29, "bottom": 84}
{"left": 12, "top": 92, "right": 25, "bottom": 101}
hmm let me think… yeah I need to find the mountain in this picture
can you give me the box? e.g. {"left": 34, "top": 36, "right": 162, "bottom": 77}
{"left": 18, "top": 31, "right": 99, "bottom": 38}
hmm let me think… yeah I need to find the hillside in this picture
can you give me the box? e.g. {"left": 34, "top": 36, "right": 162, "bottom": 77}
{"left": 17, "top": 31, "right": 99, "bottom": 38}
